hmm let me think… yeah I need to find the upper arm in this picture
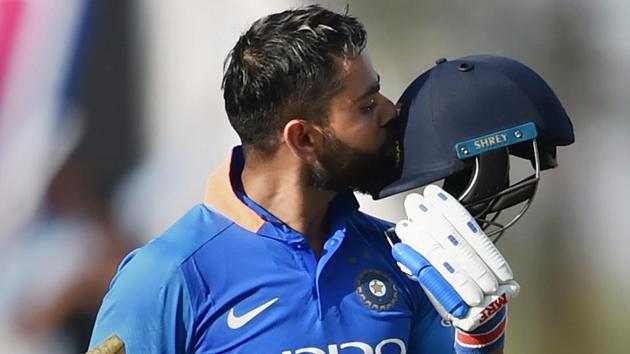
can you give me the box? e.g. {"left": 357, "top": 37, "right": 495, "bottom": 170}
{"left": 88, "top": 251, "right": 195, "bottom": 354}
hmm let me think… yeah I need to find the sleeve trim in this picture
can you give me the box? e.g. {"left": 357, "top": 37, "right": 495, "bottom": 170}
{"left": 456, "top": 315, "right": 506, "bottom": 348}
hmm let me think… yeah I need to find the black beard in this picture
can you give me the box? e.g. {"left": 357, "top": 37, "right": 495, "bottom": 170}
{"left": 307, "top": 124, "right": 401, "bottom": 197}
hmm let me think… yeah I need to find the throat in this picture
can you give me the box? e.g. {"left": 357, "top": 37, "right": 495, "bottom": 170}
{"left": 240, "top": 159, "right": 336, "bottom": 258}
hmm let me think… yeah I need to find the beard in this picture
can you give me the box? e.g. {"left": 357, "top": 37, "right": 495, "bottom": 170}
{"left": 307, "top": 122, "right": 402, "bottom": 197}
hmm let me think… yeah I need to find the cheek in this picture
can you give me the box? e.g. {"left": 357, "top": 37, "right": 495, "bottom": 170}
{"left": 328, "top": 109, "right": 385, "bottom": 152}
{"left": 342, "top": 121, "right": 385, "bottom": 152}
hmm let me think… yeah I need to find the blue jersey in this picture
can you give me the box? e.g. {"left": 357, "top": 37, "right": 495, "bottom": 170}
{"left": 89, "top": 147, "right": 457, "bottom": 353}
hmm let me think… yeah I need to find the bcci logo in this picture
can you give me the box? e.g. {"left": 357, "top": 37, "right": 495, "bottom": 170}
{"left": 355, "top": 269, "right": 398, "bottom": 312}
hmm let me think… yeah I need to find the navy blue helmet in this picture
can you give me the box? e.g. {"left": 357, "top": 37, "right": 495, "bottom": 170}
{"left": 376, "top": 55, "right": 574, "bottom": 240}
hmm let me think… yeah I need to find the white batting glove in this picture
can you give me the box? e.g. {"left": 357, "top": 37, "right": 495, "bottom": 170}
{"left": 390, "top": 185, "right": 520, "bottom": 333}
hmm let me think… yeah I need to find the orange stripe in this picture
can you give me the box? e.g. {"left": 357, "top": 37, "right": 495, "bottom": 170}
{"left": 204, "top": 156, "right": 265, "bottom": 233}
{"left": 456, "top": 316, "right": 507, "bottom": 347}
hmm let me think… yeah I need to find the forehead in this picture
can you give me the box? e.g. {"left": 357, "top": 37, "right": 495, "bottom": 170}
{"left": 334, "top": 52, "right": 379, "bottom": 104}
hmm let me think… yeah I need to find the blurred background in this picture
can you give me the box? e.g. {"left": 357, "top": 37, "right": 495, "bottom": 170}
{"left": 0, "top": 0, "right": 627, "bottom": 353}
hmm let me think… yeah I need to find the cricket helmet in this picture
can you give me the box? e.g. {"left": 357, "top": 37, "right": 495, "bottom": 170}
{"left": 376, "top": 55, "right": 574, "bottom": 240}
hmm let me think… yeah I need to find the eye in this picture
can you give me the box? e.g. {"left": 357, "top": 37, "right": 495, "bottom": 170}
{"left": 361, "top": 97, "right": 378, "bottom": 113}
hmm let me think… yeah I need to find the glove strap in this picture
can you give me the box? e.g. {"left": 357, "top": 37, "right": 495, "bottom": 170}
{"left": 454, "top": 307, "right": 507, "bottom": 354}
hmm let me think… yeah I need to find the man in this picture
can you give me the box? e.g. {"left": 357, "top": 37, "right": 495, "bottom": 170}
{"left": 89, "top": 5, "right": 509, "bottom": 353}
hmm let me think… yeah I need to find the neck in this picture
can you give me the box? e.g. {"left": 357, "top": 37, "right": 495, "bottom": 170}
{"left": 241, "top": 151, "right": 335, "bottom": 257}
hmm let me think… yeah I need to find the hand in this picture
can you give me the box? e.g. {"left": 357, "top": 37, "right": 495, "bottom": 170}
{"left": 390, "top": 185, "right": 519, "bottom": 332}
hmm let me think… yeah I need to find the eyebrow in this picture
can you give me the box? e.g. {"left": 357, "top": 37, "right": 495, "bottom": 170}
{"left": 352, "top": 74, "right": 381, "bottom": 103}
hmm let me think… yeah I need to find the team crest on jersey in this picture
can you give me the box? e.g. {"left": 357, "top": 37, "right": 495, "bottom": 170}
{"left": 355, "top": 269, "right": 398, "bottom": 311}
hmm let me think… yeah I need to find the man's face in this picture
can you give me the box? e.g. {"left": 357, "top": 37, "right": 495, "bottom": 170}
{"left": 307, "top": 52, "right": 401, "bottom": 196}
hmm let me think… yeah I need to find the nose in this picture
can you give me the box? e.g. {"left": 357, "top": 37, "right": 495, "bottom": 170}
{"left": 379, "top": 94, "right": 399, "bottom": 127}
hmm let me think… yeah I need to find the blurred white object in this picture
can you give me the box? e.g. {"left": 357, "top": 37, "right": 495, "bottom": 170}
{"left": 0, "top": 215, "right": 108, "bottom": 354}
{"left": 115, "top": 0, "right": 299, "bottom": 242}
{"left": 0, "top": 0, "right": 86, "bottom": 249}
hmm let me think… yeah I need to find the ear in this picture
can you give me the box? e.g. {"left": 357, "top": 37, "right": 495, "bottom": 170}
{"left": 283, "top": 119, "right": 322, "bottom": 163}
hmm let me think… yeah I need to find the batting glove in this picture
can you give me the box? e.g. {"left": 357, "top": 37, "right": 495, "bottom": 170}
{"left": 390, "top": 185, "right": 519, "bottom": 350}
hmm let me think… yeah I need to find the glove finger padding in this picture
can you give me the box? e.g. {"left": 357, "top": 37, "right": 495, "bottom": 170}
{"left": 423, "top": 185, "right": 513, "bottom": 282}
{"left": 403, "top": 193, "right": 498, "bottom": 294}
{"left": 391, "top": 185, "right": 520, "bottom": 332}
{"left": 395, "top": 219, "right": 484, "bottom": 306}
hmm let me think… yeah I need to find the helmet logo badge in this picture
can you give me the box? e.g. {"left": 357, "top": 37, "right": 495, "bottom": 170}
{"left": 473, "top": 133, "right": 508, "bottom": 150}
{"left": 455, "top": 122, "right": 538, "bottom": 160}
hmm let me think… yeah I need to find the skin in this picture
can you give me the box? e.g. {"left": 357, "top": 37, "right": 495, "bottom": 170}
{"left": 240, "top": 52, "right": 504, "bottom": 354}
{"left": 241, "top": 51, "right": 395, "bottom": 256}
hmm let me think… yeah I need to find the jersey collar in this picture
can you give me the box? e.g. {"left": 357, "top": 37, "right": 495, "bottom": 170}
{"left": 204, "top": 146, "right": 360, "bottom": 243}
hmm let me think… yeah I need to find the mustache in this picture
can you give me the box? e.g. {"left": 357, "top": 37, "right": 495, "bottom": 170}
{"left": 382, "top": 116, "right": 404, "bottom": 160}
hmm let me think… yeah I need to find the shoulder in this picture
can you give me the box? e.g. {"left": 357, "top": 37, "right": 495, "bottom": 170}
{"left": 116, "top": 204, "right": 233, "bottom": 285}
{"left": 359, "top": 212, "right": 395, "bottom": 230}
{"left": 348, "top": 211, "right": 394, "bottom": 246}
{"left": 90, "top": 204, "right": 235, "bottom": 352}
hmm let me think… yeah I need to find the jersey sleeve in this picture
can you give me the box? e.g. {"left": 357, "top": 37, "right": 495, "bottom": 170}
{"left": 408, "top": 305, "right": 456, "bottom": 353}
{"left": 88, "top": 249, "right": 195, "bottom": 354}
{"left": 408, "top": 301, "right": 507, "bottom": 354}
